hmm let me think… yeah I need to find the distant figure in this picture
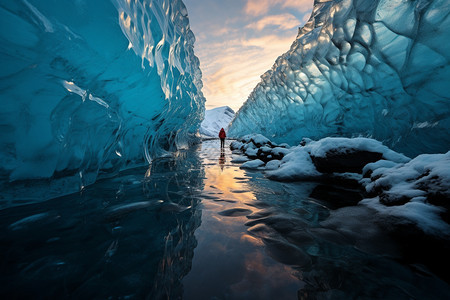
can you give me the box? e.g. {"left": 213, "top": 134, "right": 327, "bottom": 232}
{"left": 219, "top": 127, "right": 226, "bottom": 148}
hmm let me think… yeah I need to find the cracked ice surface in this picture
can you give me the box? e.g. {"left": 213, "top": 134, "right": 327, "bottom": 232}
{"left": 0, "top": 0, "right": 205, "bottom": 202}
{"left": 229, "top": 0, "right": 450, "bottom": 157}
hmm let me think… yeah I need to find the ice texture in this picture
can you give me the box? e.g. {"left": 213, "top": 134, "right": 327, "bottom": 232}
{"left": 0, "top": 0, "right": 205, "bottom": 201}
{"left": 229, "top": 0, "right": 450, "bottom": 156}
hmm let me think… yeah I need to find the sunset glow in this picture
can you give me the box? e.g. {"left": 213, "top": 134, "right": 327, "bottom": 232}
{"left": 184, "top": 0, "right": 313, "bottom": 111}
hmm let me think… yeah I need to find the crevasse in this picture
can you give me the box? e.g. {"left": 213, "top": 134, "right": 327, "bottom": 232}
{"left": 229, "top": 0, "right": 450, "bottom": 157}
{"left": 0, "top": 0, "right": 205, "bottom": 203}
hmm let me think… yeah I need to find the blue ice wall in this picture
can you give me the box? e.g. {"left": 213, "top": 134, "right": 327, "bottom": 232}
{"left": 229, "top": 0, "right": 450, "bottom": 156}
{"left": 0, "top": 0, "right": 205, "bottom": 202}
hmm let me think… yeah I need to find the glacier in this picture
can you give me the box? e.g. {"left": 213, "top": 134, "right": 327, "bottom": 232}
{"left": 229, "top": 0, "right": 450, "bottom": 157}
{"left": 199, "top": 106, "right": 235, "bottom": 137}
{"left": 0, "top": 0, "right": 205, "bottom": 203}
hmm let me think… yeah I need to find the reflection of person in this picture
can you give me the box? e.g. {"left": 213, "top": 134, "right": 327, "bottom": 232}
{"left": 219, "top": 127, "right": 226, "bottom": 148}
{"left": 219, "top": 148, "right": 226, "bottom": 171}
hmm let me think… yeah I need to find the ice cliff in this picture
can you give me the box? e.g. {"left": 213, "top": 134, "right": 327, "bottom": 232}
{"left": 0, "top": 0, "right": 205, "bottom": 202}
{"left": 229, "top": 0, "right": 450, "bottom": 157}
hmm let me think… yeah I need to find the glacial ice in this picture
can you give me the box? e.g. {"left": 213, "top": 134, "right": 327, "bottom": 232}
{"left": 229, "top": 0, "right": 450, "bottom": 156}
{"left": 0, "top": 0, "right": 205, "bottom": 202}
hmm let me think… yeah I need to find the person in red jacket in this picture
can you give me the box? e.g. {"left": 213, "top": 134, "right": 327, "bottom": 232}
{"left": 219, "top": 128, "right": 226, "bottom": 148}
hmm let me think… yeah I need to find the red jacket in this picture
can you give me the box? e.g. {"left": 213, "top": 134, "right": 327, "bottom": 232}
{"left": 219, "top": 128, "right": 226, "bottom": 139}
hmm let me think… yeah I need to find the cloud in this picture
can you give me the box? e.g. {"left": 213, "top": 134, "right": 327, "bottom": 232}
{"left": 245, "top": 0, "right": 313, "bottom": 16}
{"left": 281, "top": 0, "right": 314, "bottom": 13}
{"left": 246, "top": 14, "right": 299, "bottom": 31}
{"left": 184, "top": 0, "right": 314, "bottom": 111}
{"left": 198, "top": 34, "right": 296, "bottom": 111}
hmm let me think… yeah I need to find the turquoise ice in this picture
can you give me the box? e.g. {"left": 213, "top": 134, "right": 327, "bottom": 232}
{"left": 229, "top": 0, "right": 450, "bottom": 157}
{"left": 0, "top": 0, "right": 205, "bottom": 201}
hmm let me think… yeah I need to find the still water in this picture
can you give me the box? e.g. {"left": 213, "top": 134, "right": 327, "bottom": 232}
{"left": 1, "top": 140, "right": 449, "bottom": 299}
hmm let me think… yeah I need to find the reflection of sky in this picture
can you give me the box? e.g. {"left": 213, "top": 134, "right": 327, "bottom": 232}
{"left": 184, "top": 0, "right": 314, "bottom": 111}
{"left": 182, "top": 141, "right": 302, "bottom": 299}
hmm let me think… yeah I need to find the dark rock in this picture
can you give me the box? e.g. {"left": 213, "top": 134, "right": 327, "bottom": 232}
{"left": 427, "top": 192, "right": 450, "bottom": 224}
{"left": 311, "top": 149, "right": 383, "bottom": 174}
{"left": 309, "top": 185, "right": 363, "bottom": 209}
{"left": 379, "top": 193, "right": 411, "bottom": 206}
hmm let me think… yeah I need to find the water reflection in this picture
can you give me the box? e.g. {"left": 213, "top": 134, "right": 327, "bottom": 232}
{"left": 0, "top": 146, "right": 204, "bottom": 299}
{"left": 183, "top": 140, "right": 302, "bottom": 299}
{"left": 242, "top": 162, "right": 450, "bottom": 299}
{"left": 3, "top": 139, "right": 449, "bottom": 299}
{"left": 184, "top": 139, "right": 450, "bottom": 299}
{"left": 219, "top": 148, "right": 226, "bottom": 171}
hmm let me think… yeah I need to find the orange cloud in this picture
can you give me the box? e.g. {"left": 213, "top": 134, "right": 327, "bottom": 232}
{"left": 281, "top": 0, "right": 314, "bottom": 12}
{"left": 245, "top": 0, "right": 313, "bottom": 16}
{"left": 246, "top": 14, "right": 299, "bottom": 31}
{"left": 198, "top": 35, "right": 297, "bottom": 111}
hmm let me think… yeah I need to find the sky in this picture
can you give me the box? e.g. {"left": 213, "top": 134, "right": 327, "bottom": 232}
{"left": 183, "top": 0, "right": 314, "bottom": 112}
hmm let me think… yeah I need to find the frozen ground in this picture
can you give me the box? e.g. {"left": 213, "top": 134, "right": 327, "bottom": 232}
{"left": 1, "top": 140, "right": 449, "bottom": 299}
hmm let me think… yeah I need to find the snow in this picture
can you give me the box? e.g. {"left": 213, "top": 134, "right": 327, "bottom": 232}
{"left": 231, "top": 133, "right": 450, "bottom": 236}
{"left": 264, "top": 160, "right": 281, "bottom": 170}
{"left": 361, "top": 198, "right": 450, "bottom": 235}
{"left": 362, "top": 160, "right": 399, "bottom": 177}
{"left": 245, "top": 147, "right": 259, "bottom": 157}
{"left": 360, "top": 151, "right": 450, "bottom": 235}
{"left": 230, "top": 141, "right": 244, "bottom": 150}
{"left": 231, "top": 155, "right": 250, "bottom": 163}
{"left": 363, "top": 151, "right": 450, "bottom": 201}
{"left": 200, "top": 106, "right": 235, "bottom": 137}
{"left": 271, "top": 147, "right": 291, "bottom": 156}
{"left": 241, "top": 159, "right": 265, "bottom": 169}
{"left": 266, "top": 146, "right": 321, "bottom": 181}
{"left": 304, "top": 137, "right": 410, "bottom": 163}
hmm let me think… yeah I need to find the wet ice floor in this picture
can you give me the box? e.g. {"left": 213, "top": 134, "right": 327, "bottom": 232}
{"left": 183, "top": 141, "right": 303, "bottom": 299}
{"left": 1, "top": 140, "right": 449, "bottom": 299}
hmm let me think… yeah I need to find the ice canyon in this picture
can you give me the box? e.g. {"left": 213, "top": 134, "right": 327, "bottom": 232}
{"left": 230, "top": 0, "right": 450, "bottom": 157}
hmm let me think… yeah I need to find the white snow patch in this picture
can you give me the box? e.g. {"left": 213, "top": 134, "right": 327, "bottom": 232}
{"left": 305, "top": 137, "right": 410, "bottom": 163}
{"left": 266, "top": 146, "right": 321, "bottom": 180}
{"left": 361, "top": 197, "right": 450, "bottom": 235}
{"left": 364, "top": 151, "right": 450, "bottom": 196}
{"left": 241, "top": 159, "right": 265, "bottom": 169}
{"left": 231, "top": 155, "right": 250, "bottom": 163}
{"left": 251, "top": 134, "right": 271, "bottom": 146}
{"left": 271, "top": 147, "right": 290, "bottom": 156}
{"left": 265, "top": 160, "right": 281, "bottom": 170}
{"left": 230, "top": 141, "right": 244, "bottom": 150}
{"left": 200, "top": 106, "right": 235, "bottom": 137}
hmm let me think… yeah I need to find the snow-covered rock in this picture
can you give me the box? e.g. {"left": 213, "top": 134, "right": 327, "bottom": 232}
{"left": 241, "top": 159, "right": 265, "bottom": 169}
{"left": 231, "top": 134, "right": 450, "bottom": 236}
{"left": 360, "top": 152, "right": 450, "bottom": 231}
{"left": 200, "top": 106, "right": 235, "bottom": 137}
{"left": 266, "top": 147, "right": 321, "bottom": 181}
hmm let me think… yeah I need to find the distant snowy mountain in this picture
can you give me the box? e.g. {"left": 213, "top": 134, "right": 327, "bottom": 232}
{"left": 200, "top": 106, "right": 235, "bottom": 137}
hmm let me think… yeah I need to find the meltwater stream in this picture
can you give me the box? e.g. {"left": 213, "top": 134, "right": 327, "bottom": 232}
{"left": 1, "top": 140, "right": 449, "bottom": 299}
